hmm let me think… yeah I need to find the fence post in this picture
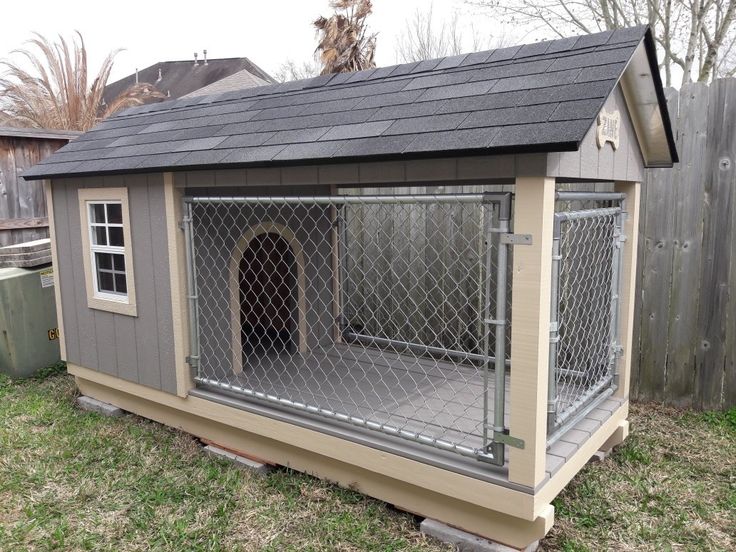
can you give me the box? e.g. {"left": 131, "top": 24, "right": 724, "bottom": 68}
{"left": 614, "top": 180, "right": 641, "bottom": 400}
{"left": 508, "top": 176, "right": 556, "bottom": 488}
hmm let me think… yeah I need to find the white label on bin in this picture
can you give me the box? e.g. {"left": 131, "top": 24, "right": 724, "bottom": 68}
{"left": 40, "top": 268, "right": 54, "bottom": 288}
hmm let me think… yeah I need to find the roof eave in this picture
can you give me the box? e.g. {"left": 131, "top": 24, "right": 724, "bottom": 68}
{"left": 21, "top": 141, "right": 581, "bottom": 181}
{"left": 619, "top": 27, "right": 678, "bottom": 168}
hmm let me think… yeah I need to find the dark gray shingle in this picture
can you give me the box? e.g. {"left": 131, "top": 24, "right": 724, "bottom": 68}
{"left": 23, "top": 26, "right": 660, "bottom": 179}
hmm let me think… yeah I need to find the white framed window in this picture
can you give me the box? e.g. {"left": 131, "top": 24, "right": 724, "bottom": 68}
{"left": 88, "top": 202, "right": 128, "bottom": 300}
{"left": 78, "top": 188, "right": 137, "bottom": 316}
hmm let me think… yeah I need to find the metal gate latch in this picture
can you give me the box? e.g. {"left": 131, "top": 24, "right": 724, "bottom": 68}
{"left": 500, "top": 233, "right": 533, "bottom": 245}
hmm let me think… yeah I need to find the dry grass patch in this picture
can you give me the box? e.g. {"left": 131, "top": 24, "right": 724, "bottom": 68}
{"left": 0, "top": 371, "right": 447, "bottom": 551}
{"left": 1, "top": 370, "right": 733, "bottom": 551}
{"left": 544, "top": 402, "right": 736, "bottom": 551}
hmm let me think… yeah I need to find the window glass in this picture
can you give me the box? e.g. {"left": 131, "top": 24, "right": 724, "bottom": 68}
{"left": 93, "top": 226, "right": 107, "bottom": 246}
{"left": 109, "top": 226, "right": 124, "bottom": 247}
{"left": 90, "top": 203, "right": 106, "bottom": 223}
{"left": 107, "top": 203, "right": 123, "bottom": 224}
{"left": 88, "top": 201, "right": 128, "bottom": 299}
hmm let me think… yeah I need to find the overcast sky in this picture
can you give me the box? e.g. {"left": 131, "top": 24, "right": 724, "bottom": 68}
{"left": 0, "top": 0, "right": 521, "bottom": 84}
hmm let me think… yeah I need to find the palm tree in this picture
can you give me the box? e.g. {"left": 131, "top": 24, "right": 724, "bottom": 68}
{"left": 314, "top": 0, "right": 377, "bottom": 75}
{"left": 0, "top": 32, "right": 163, "bottom": 131}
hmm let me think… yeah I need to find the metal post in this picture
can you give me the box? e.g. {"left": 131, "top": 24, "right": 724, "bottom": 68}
{"left": 547, "top": 215, "right": 562, "bottom": 433}
{"left": 490, "top": 200, "right": 510, "bottom": 465}
{"left": 610, "top": 200, "right": 626, "bottom": 388}
{"left": 182, "top": 200, "right": 200, "bottom": 377}
{"left": 480, "top": 205, "right": 494, "bottom": 457}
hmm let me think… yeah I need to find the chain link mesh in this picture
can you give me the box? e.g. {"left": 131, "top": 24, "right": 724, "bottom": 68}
{"left": 550, "top": 206, "right": 621, "bottom": 431}
{"left": 186, "top": 194, "right": 510, "bottom": 460}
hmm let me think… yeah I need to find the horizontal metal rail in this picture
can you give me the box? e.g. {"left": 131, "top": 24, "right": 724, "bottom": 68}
{"left": 555, "top": 206, "right": 622, "bottom": 223}
{"left": 195, "top": 376, "right": 496, "bottom": 462}
{"left": 547, "top": 384, "right": 616, "bottom": 446}
{"left": 185, "top": 193, "right": 509, "bottom": 206}
{"left": 344, "top": 331, "right": 511, "bottom": 368}
{"left": 556, "top": 192, "right": 626, "bottom": 202}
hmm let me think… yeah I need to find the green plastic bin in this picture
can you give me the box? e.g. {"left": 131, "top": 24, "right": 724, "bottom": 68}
{"left": 0, "top": 266, "right": 60, "bottom": 378}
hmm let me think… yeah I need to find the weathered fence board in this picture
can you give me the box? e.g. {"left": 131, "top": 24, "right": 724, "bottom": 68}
{"left": 633, "top": 78, "right": 736, "bottom": 409}
{"left": 0, "top": 133, "right": 70, "bottom": 247}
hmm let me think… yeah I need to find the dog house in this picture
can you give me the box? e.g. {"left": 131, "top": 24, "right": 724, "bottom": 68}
{"left": 24, "top": 25, "right": 676, "bottom": 549}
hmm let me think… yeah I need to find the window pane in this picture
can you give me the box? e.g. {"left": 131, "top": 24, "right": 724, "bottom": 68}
{"left": 114, "top": 274, "right": 127, "bottom": 294}
{"left": 95, "top": 252, "right": 113, "bottom": 270}
{"left": 90, "top": 203, "right": 106, "bottom": 223}
{"left": 98, "top": 270, "right": 114, "bottom": 293}
{"left": 92, "top": 226, "right": 107, "bottom": 245}
{"left": 107, "top": 203, "right": 123, "bottom": 224}
{"left": 109, "top": 226, "right": 124, "bottom": 247}
{"left": 112, "top": 253, "right": 125, "bottom": 271}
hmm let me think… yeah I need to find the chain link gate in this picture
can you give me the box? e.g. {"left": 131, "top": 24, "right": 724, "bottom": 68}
{"left": 183, "top": 192, "right": 514, "bottom": 465}
{"left": 547, "top": 192, "right": 626, "bottom": 440}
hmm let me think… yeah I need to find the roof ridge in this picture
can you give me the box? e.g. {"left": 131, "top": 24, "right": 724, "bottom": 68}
{"left": 112, "top": 27, "right": 646, "bottom": 120}
{"left": 25, "top": 25, "right": 673, "bottom": 180}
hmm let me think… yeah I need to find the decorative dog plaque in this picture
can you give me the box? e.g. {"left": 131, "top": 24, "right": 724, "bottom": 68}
{"left": 596, "top": 108, "right": 621, "bottom": 150}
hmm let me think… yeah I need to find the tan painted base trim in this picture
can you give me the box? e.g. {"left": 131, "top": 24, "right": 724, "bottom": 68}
{"left": 599, "top": 420, "right": 629, "bottom": 453}
{"left": 535, "top": 401, "right": 629, "bottom": 512}
{"left": 72, "top": 368, "right": 552, "bottom": 549}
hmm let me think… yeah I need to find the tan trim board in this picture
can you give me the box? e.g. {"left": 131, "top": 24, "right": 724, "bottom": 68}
{"left": 508, "top": 176, "right": 556, "bottom": 488}
{"left": 77, "top": 187, "right": 137, "bottom": 317}
{"left": 535, "top": 401, "right": 629, "bottom": 512}
{"left": 67, "top": 362, "right": 537, "bottom": 521}
{"left": 74, "top": 373, "right": 552, "bottom": 549}
{"left": 44, "top": 181, "right": 67, "bottom": 361}
{"left": 613, "top": 181, "right": 641, "bottom": 399}
{"left": 164, "top": 173, "right": 191, "bottom": 397}
{"left": 228, "top": 222, "right": 308, "bottom": 374}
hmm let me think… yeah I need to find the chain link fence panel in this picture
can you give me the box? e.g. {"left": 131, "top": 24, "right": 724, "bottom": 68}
{"left": 548, "top": 199, "right": 623, "bottom": 437}
{"left": 184, "top": 193, "right": 512, "bottom": 463}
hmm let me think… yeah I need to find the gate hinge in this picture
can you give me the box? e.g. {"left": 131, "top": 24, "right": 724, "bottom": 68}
{"left": 493, "top": 429, "right": 525, "bottom": 449}
{"left": 186, "top": 355, "right": 199, "bottom": 368}
{"left": 500, "top": 233, "right": 533, "bottom": 245}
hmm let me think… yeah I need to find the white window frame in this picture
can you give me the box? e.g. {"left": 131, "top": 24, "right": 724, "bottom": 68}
{"left": 78, "top": 188, "right": 137, "bottom": 316}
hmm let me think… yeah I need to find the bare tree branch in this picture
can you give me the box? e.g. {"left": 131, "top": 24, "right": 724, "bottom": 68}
{"left": 467, "top": 0, "right": 736, "bottom": 86}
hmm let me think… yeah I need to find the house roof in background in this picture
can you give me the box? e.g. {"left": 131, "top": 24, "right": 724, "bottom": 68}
{"left": 24, "top": 26, "right": 677, "bottom": 181}
{"left": 0, "top": 127, "right": 81, "bottom": 141}
{"left": 102, "top": 57, "right": 275, "bottom": 105}
{"left": 181, "top": 68, "right": 269, "bottom": 98}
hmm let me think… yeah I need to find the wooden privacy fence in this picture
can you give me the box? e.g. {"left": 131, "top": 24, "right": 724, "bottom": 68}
{"left": 633, "top": 78, "right": 736, "bottom": 410}
{"left": 0, "top": 131, "right": 73, "bottom": 247}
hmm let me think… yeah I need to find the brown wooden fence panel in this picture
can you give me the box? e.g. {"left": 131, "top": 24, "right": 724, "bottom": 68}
{"left": 0, "top": 135, "right": 67, "bottom": 247}
{"left": 633, "top": 78, "right": 736, "bottom": 409}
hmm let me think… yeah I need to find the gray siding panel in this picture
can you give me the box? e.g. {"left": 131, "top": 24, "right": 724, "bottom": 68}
{"left": 114, "top": 314, "right": 138, "bottom": 382}
{"left": 66, "top": 181, "right": 99, "bottom": 370}
{"left": 51, "top": 173, "right": 176, "bottom": 393}
{"left": 94, "top": 310, "right": 117, "bottom": 376}
{"left": 52, "top": 184, "right": 81, "bottom": 364}
{"left": 128, "top": 174, "right": 161, "bottom": 389}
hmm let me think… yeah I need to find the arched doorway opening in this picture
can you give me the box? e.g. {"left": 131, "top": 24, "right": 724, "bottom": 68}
{"left": 240, "top": 233, "right": 296, "bottom": 355}
{"left": 229, "top": 222, "right": 307, "bottom": 374}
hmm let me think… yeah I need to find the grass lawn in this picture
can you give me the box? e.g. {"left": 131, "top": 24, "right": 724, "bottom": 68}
{"left": 0, "top": 368, "right": 733, "bottom": 551}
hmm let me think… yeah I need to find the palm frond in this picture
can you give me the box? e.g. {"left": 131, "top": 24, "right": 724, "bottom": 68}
{"left": 0, "top": 31, "right": 164, "bottom": 131}
{"left": 314, "top": 0, "right": 377, "bottom": 75}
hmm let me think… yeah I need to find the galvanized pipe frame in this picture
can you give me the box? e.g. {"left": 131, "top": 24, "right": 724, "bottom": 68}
{"left": 183, "top": 192, "right": 514, "bottom": 467}
{"left": 547, "top": 196, "right": 626, "bottom": 438}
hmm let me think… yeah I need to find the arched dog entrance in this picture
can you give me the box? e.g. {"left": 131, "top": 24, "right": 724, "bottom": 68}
{"left": 229, "top": 222, "right": 307, "bottom": 374}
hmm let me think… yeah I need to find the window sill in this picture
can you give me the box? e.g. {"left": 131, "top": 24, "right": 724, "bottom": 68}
{"left": 87, "top": 295, "right": 138, "bottom": 317}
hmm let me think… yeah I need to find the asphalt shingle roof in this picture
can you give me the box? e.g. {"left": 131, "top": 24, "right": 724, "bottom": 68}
{"left": 24, "top": 26, "right": 654, "bottom": 180}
